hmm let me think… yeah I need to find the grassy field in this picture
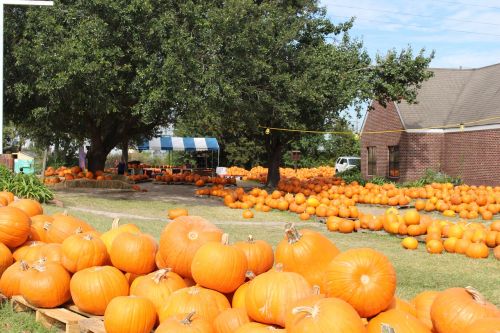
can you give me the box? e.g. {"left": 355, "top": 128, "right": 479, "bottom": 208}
{"left": 1, "top": 187, "right": 498, "bottom": 332}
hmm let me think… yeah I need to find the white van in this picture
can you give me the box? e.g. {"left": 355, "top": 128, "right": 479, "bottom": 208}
{"left": 335, "top": 156, "right": 360, "bottom": 173}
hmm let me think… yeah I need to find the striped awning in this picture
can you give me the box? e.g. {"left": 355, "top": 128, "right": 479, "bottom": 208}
{"left": 138, "top": 136, "right": 220, "bottom": 151}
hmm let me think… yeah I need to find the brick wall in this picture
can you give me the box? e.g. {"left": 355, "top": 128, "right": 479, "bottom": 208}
{"left": 361, "top": 102, "right": 500, "bottom": 186}
{"left": 360, "top": 102, "right": 404, "bottom": 179}
{"left": 443, "top": 129, "right": 500, "bottom": 185}
{"left": 400, "top": 133, "right": 445, "bottom": 182}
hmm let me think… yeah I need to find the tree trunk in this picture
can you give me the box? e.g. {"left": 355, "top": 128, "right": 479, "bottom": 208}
{"left": 121, "top": 140, "right": 129, "bottom": 164}
{"left": 86, "top": 139, "right": 111, "bottom": 172}
{"left": 266, "top": 136, "right": 282, "bottom": 188}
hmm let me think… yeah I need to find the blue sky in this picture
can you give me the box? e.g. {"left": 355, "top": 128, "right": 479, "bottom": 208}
{"left": 320, "top": 0, "right": 500, "bottom": 68}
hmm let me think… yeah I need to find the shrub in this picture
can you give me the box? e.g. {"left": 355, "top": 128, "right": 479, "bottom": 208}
{"left": 0, "top": 166, "right": 53, "bottom": 203}
{"left": 337, "top": 168, "right": 365, "bottom": 185}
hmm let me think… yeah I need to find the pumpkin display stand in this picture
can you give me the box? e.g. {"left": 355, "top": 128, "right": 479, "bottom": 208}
{"left": 9, "top": 294, "right": 106, "bottom": 333}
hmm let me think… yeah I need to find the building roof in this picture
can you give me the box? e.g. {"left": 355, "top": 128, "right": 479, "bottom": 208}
{"left": 396, "top": 63, "right": 500, "bottom": 129}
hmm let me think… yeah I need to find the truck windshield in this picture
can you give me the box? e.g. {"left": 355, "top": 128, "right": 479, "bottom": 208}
{"left": 349, "top": 159, "right": 360, "bottom": 167}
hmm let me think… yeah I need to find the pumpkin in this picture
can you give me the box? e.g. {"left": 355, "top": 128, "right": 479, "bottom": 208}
{"left": 234, "top": 323, "right": 286, "bottom": 332}
{"left": 323, "top": 248, "right": 396, "bottom": 318}
{"left": 287, "top": 297, "right": 365, "bottom": 332}
{"left": 455, "top": 238, "right": 471, "bottom": 254}
{"left": 20, "top": 261, "right": 71, "bottom": 308}
{"left": 159, "top": 216, "right": 223, "bottom": 278}
{"left": 234, "top": 235, "right": 274, "bottom": 276}
{"left": 494, "top": 245, "right": 500, "bottom": 260}
{"left": 443, "top": 237, "right": 458, "bottom": 253}
{"left": 426, "top": 239, "right": 444, "bottom": 254}
{"left": 130, "top": 268, "right": 187, "bottom": 310}
{"left": 366, "top": 309, "right": 431, "bottom": 333}
{"left": 275, "top": 223, "right": 340, "bottom": 287}
{"left": 9, "top": 199, "right": 43, "bottom": 217}
{"left": 110, "top": 232, "right": 157, "bottom": 275}
{"left": 465, "top": 242, "right": 489, "bottom": 259}
{"left": 245, "top": 265, "right": 312, "bottom": 327}
{"left": 464, "top": 317, "right": 500, "bottom": 333}
{"left": 167, "top": 208, "right": 189, "bottom": 220}
{"left": 100, "top": 218, "right": 141, "bottom": 253}
{"left": 0, "top": 206, "right": 31, "bottom": 248}
{"left": 214, "top": 308, "right": 250, "bottom": 333}
{"left": 12, "top": 241, "right": 46, "bottom": 262}
{"left": 40, "top": 243, "right": 62, "bottom": 263}
{"left": 29, "top": 215, "right": 54, "bottom": 242}
{"left": 0, "top": 191, "right": 14, "bottom": 204}
{"left": 338, "top": 219, "right": 355, "bottom": 233}
{"left": 70, "top": 266, "right": 129, "bottom": 315}
{"left": 232, "top": 281, "right": 250, "bottom": 309}
{"left": 430, "top": 287, "right": 500, "bottom": 333}
{"left": 242, "top": 210, "right": 254, "bottom": 219}
{"left": 158, "top": 285, "right": 230, "bottom": 323}
{"left": 386, "top": 297, "right": 417, "bottom": 316}
{"left": 191, "top": 233, "right": 248, "bottom": 293}
{"left": 0, "top": 242, "right": 13, "bottom": 277}
{"left": 0, "top": 261, "right": 29, "bottom": 296}
{"left": 413, "top": 290, "right": 440, "bottom": 330}
{"left": 402, "top": 237, "right": 419, "bottom": 250}
{"left": 104, "top": 296, "right": 157, "bottom": 333}
{"left": 156, "top": 312, "right": 214, "bottom": 333}
{"left": 61, "top": 232, "right": 108, "bottom": 273}
{"left": 45, "top": 214, "right": 95, "bottom": 243}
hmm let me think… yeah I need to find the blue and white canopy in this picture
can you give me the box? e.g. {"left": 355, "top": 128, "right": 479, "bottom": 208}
{"left": 138, "top": 136, "right": 219, "bottom": 152}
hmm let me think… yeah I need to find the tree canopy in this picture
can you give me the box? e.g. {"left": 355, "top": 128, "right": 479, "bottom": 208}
{"left": 6, "top": 0, "right": 434, "bottom": 180}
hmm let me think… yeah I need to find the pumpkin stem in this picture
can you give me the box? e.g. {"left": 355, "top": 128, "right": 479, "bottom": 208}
{"left": 62, "top": 209, "right": 68, "bottom": 216}
{"left": 274, "top": 263, "right": 284, "bottom": 272}
{"left": 284, "top": 223, "right": 301, "bottom": 244}
{"left": 292, "top": 305, "right": 319, "bottom": 318}
{"left": 75, "top": 227, "right": 83, "bottom": 234}
{"left": 181, "top": 311, "right": 196, "bottom": 325}
{"left": 152, "top": 268, "right": 172, "bottom": 283}
{"left": 20, "top": 260, "right": 30, "bottom": 271}
{"left": 381, "top": 324, "right": 396, "bottom": 333}
{"left": 465, "top": 286, "right": 487, "bottom": 305}
{"left": 245, "top": 271, "right": 256, "bottom": 280}
{"left": 83, "top": 233, "right": 93, "bottom": 241}
{"left": 32, "top": 261, "right": 46, "bottom": 272}
{"left": 43, "top": 222, "right": 51, "bottom": 231}
{"left": 247, "top": 234, "right": 254, "bottom": 243}
{"left": 312, "top": 285, "right": 320, "bottom": 295}
{"left": 111, "top": 218, "right": 120, "bottom": 229}
{"left": 221, "top": 233, "right": 229, "bottom": 245}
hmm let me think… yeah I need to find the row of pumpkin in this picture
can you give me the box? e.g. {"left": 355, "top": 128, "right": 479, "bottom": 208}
{"left": 325, "top": 208, "right": 500, "bottom": 259}
{"left": 196, "top": 182, "right": 500, "bottom": 220}
{"left": 0, "top": 196, "right": 499, "bottom": 332}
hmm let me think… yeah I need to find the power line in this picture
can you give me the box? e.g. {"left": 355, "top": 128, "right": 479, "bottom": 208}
{"left": 329, "top": 3, "right": 500, "bottom": 26}
{"left": 329, "top": 14, "right": 500, "bottom": 37}
{"left": 431, "top": 0, "right": 500, "bottom": 10}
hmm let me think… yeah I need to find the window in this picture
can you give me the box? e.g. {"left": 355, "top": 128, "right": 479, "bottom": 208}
{"left": 348, "top": 158, "right": 360, "bottom": 168}
{"left": 388, "top": 146, "right": 400, "bottom": 178}
{"left": 367, "top": 147, "right": 376, "bottom": 176}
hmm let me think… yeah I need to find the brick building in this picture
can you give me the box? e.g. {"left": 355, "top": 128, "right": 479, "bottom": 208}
{"left": 360, "top": 63, "right": 500, "bottom": 186}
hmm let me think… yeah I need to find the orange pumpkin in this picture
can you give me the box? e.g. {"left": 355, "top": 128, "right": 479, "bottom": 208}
{"left": 245, "top": 266, "right": 312, "bottom": 327}
{"left": 275, "top": 224, "right": 340, "bottom": 287}
{"left": 159, "top": 216, "right": 223, "bottom": 278}
{"left": 9, "top": 199, "right": 43, "bottom": 217}
{"left": 366, "top": 309, "right": 431, "bottom": 333}
{"left": 0, "top": 242, "right": 13, "bottom": 277}
{"left": 130, "top": 269, "right": 187, "bottom": 311}
{"left": 287, "top": 297, "right": 365, "bottom": 333}
{"left": 61, "top": 232, "right": 108, "bottom": 273}
{"left": 70, "top": 266, "right": 129, "bottom": 315}
{"left": 156, "top": 312, "right": 214, "bottom": 333}
{"left": 0, "top": 207, "right": 31, "bottom": 248}
{"left": 430, "top": 287, "right": 500, "bottom": 333}
{"left": 167, "top": 208, "right": 189, "bottom": 220}
{"left": 110, "top": 232, "right": 157, "bottom": 275}
{"left": 323, "top": 248, "right": 396, "bottom": 318}
{"left": 413, "top": 290, "right": 440, "bottom": 331}
{"left": 234, "top": 235, "right": 274, "bottom": 276}
{"left": 158, "top": 285, "right": 230, "bottom": 323}
{"left": 100, "top": 218, "right": 141, "bottom": 253}
{"left": 464, "top": 317, "right": 500, "bottom": 333}
{"left": 0, "top": 260, "right": 29, "bottom": 297}
{"left": 104, "top": 296, "right": 156, "bottom": 333}
{"left": 45, "top": 214, "right": 95, "bottom": 243}
{"left": 465, "top": 242, "right": 489, "bottom": 259}
{"left": 402, "top": 237, "right": 419, "bottom": 250}
{"left": 214, "top": 308, "right": 250, "bottom": 333}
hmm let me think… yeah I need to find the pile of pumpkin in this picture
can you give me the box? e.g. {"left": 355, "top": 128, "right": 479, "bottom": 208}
{"left": 326, "top": 208, "right": 500, "bottom": 260}
{"left": 155, "top": 172, "right": 236, "bottom": 187}
{"left": 1, "top": 195, "right": 499, "bottom": 332}
{"left": 197, "top": 180, "right": 500, "bottom": 221}
{"left": 44, "top": 166, "right": 112, "bottom": 184}
{"left": 227, "top": 166, "right": 336, "bottom": 182}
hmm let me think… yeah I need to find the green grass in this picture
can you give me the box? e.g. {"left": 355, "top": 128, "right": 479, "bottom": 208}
{"left": 0, "top": 303, "right": 55, "bottom": 333}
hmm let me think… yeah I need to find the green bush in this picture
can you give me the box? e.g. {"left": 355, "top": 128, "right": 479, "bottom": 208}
{"left": 337, "top": 168, "right": 366, "bottom": 185}
{"left": 0, "top": 165, "right": 53, "bottom": 203}
{"left": 398, "top": 169, "right": 462, "bottom": 188}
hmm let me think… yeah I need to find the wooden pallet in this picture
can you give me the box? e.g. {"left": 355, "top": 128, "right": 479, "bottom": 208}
{"left": 10, "top": 295, "right": 105, "bottom": 333}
